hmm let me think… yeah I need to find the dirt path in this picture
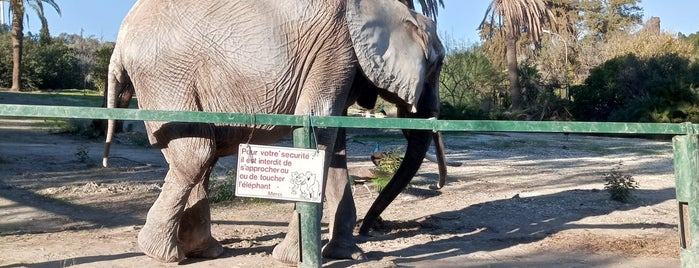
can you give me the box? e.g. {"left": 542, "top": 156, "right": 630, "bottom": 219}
{"left": 0, "top": 116, "right": 681, "bottom": 267}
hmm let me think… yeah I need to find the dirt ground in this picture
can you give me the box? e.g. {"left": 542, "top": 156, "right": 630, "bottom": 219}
{"left": 0, "top": 100, "right": 683, "bottom": 267}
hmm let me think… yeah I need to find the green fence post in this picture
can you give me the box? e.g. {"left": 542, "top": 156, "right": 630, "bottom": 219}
{"left": 294, "top": 114, "right": 322, "bottom": 268}
{"left": 673, "top": 134, "right": 699, "bottom": 268}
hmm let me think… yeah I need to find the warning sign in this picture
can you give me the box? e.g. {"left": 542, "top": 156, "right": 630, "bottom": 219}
{"left": 234, "top": 144, "right": 325, "bottom": 203}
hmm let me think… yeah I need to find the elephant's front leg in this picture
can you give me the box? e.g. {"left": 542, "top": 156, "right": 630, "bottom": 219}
{"left": 321, "top": 128, "right": 366, "bottom": 260}
{"left": 272, "top": 127, "right": 365, "bottom": 264}
{"left": 138, "top": 136, "right": 217, "bottom": 263}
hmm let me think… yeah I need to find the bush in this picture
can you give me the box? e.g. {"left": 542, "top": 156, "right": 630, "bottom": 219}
{"left": 603, "top": 162, "right": 639, "bottom": 203}
{"left": 210, "top": 170, "right": 236, "bottom": 204}
{"left": 572, "top": 53, "right": 699, "bottom": 123}
{"left": 0, "top": 32, "right": 114, "bottom": 90}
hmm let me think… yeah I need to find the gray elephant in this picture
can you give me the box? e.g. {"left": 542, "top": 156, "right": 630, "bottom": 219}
{"left": 102, "top": 0, "right": 445, "bottom": 264}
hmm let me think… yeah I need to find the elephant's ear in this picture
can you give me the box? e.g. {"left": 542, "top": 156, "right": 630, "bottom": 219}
{"left": 346, "top": 0, "right": 439, "bottom": 113}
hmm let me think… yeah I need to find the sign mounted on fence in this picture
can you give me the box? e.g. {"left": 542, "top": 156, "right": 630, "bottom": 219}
{"left": 234, "top": 144, "right": 325, "bottom": 203}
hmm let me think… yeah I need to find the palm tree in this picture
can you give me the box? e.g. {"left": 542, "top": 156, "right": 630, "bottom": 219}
{"left": 479, "top": 0, "right": 554, "bottom": 112}
{"left": 398, "top": 0, "right": 444, "bottom": 19}
{"left": 8, "top": 0, "right": 60, "bottom": 91}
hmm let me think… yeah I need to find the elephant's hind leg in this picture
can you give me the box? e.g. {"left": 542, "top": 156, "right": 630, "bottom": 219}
{"left": 138, "top": 134, "right": 217, "bottom": 263}
{"left": 179, "top": 162, "right": 224, "bottom": 259}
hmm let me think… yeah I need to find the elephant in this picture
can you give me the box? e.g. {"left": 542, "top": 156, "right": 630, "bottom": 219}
{"left": 290, "top": 171, "right": 321, "bottom": 200}
{"left": 102, "top": 0, "right": 445, "bottom": 264}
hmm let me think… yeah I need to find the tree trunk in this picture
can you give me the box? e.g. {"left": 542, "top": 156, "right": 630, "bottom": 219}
{"left": 10, "top": 1, "right": 24, "bottom": 92}
{"left": 505, "top": 33, "right": 522, "bottom": 112}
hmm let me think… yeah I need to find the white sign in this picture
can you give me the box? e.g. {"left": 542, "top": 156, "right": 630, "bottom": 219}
{"left": 234, "top": 144, "right": 325, "bottom": 203}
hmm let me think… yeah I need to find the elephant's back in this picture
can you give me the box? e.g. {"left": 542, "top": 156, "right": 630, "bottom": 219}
{"left": 115, "top": 0, "right": 347, "bottom": 115}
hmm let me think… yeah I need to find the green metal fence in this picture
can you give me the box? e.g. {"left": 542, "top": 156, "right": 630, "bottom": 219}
{"left": 0, "top": 103, "right": 697, "bottom": 268}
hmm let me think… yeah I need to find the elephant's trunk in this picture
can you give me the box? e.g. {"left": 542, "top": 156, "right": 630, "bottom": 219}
{"left": 358, "top": 128, "right": 432, "bottom": 235}
{"left": 433, "top": 131, "right": 447, "bottom": 188}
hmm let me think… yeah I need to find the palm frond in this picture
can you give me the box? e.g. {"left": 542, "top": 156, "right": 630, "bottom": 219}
{"left": 398, "top": 0, "right": 445, "bottom": 20}
{"left": 479, "top": 0, "right": 554, "bottom": 42}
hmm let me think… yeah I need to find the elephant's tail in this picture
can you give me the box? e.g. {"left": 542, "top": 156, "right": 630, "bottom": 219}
{"left": 102, "top": 58, "right": 131, "bottom": 168}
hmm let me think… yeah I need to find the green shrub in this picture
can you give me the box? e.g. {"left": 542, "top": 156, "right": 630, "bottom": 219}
{"left": 603, "top": 162, "right": 639, "bottom": 203}
{"left": 438, "top": 41, "right": 505, "bottom": 120}
{"left": 46, "top": 118, "right": 100, "bottom": 138}
{"left": 209, "top": 170, "right": 236, "bottom": 204}
{"left": 373, "top": 147, "right": 404, "bottom": 193}
{"left": 75, "top": 144, "right": 91, "bottom": 163}
{"left": 572, "top": 53, "right": 699, "bottom": 123}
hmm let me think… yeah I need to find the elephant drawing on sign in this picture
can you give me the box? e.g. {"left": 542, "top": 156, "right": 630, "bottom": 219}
{"left": 102, "top": 0, "right": 446, "bottom": 264}
{"left": 290, "top": 171, "right": 321, "bottom": 200}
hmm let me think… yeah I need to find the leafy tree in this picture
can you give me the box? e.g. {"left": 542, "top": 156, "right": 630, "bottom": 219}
{"left": 578, "top": 0, "right": 643, "bottom": 41}
{"left": 8, "top": 0, "right": 60, "bottom": 91}
{"left": 0, "top": 31, "right": 12, "bottom": 87}
{"left": 72, "top": 31, "right": 100, "bottom": 89}
{"left": 439, "top": 39, "right": 504, "bottom": 119}
{"left": 479, "top": 0, "right": 555, "bottom": 112}
{"left": 90, "top": 42, "right": 115, "bottom": 92}
{"left": 21, "top": 33, "right": 81, "bottom": 89}
{"left": 0, "top": 31, "right": 110, "bottom": 90}
{"left": 535, "top": 0, "right": 646, "bottom": 94}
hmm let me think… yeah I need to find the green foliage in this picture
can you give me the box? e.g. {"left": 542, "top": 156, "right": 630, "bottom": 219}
{"left": 375, "top": 147, "right": 404, "bottom": 174}
{"left": 477, "top": 61, "right": 572, "bottom": 121}
{"left": 578, "top": 0, "right": 643, "bottom": 41}
{"left": 75, "top": 144, "right": 90, "bottom": 163}
{"left": 572, "top": 53, "right": 699, "bottom": 123}
{"left": 209, "top": 170, "right": 237, "bottom": 204}
{"left": 21, "top": 34, "right": 82, "bottom": 89}
{"left": 45, "top": 118, "right": 100, "bottom": 138}
{"left": 373, "top": 175, "right": 391, "bottom": 194}
{"left": 438, "top": 40, "right": 506, "bottom": 119}
{"left": 603, "top": 162, "right": 639, "bottom": 203}
{"left": 90, "top": 43, "right": 115, "bottom": 92}
{"left": 373, "top": 147, "right": 404, "bottom": 193}
{"left": 74, "top": 144, "right": 95, "bottom": 166}
{"left": 0, "top": 31, "right": 113, "bottom": 90}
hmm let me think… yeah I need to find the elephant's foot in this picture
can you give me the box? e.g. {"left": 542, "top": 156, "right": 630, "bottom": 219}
{"left": 184, "top": 236, "right": 224, "bottom": 259}
{"left": 138, "top": 225, "right": 184, "bottom": 263}
{"left": 271, "top": 237, "right": 299, "bottom": 265}
{"left": 322, "top": 239, "right": 366, "bottom": 261}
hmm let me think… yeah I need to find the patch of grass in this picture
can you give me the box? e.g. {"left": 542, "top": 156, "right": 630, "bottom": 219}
{"left": 45, "top": 118, "right": 100, "bottom": 138}
{"left": 210, "top": 170, "right": 236, "bottom": 204}
{"left": 372, "top": 147, "right": 404, "bottom": 193}
{"left": 8, "top": 90, "right": 105, "bottom": 107}
{"left": 208, "top": 169, "right": 276, "bottom": 206}
{"left": 373, "top": 175, "right": 392, "bottom": 193}
{"left": 603, "top": 162, "right": 639, "bottom": 203}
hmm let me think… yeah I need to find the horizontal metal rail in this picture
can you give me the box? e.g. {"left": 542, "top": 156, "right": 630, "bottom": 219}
{"left": 1, "top": 103, "right": 697, "bottom": 267}
{"left": 1, "top": 104, "right": 696, "bottom": 135}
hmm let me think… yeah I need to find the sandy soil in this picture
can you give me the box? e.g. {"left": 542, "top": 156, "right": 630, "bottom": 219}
{"left": 0, "top": 102, "right": 682, "bottom": 267}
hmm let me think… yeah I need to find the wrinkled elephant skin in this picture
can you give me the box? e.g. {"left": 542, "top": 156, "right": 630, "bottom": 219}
{"left": 102, "top": 0, "right": 444, "bottom": 264}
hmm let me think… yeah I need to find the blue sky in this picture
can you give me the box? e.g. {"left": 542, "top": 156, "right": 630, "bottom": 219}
{"left": 3, "top": 0, "right": 698, "bottom": 43}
